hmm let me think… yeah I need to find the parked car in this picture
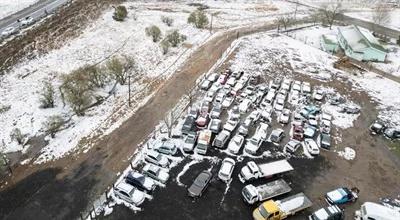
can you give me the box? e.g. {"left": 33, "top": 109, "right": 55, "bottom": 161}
{"left": 1, "top": 27, "right": 17, "bottom": 37}
{"left": 285, "top": 139, "right": 301, "bottom": 154}
{"left": 278, "top": 109, "right": 291, "bottom": 124}
{"left": 113, "top": 182, "right": 145, "bottom": 206}
{"left": 213, "top": 130, "right": 231, "bottom": 148}
{"left": 256, "top": 123, "right": 269, "bottom": 140}
{"left": 208, "top": 118, "right": 222, "bottom": 134}
{"left": 238, "top": 117, "right": 252, "bottom": 136}
{"left": 204, "top": 91, "right": 215, "bottom": 103}
{"left": 227, "top": 134, "right": 245, "bottom": 154}
{"left": 308, "top": 205, "right": 344, "bottom": 220}
{"left": 207, "top": 73, "right": 218, "bottom": 82}
{"left": 304, "top": 126, "right": 317, "bottom": 138}
{"left": 313, "top": 89, "right": 325, "bottom": 101}
{"left": 291, "top": 124, "right": 304, "bottom": 141}
{"left": 369, "top": 121, "right": 386, "bottom": 135}
{"left": 269, "top": 129, "right": 285, "bottom": 144}
{"left": 274, "top": 98, "right": 285, "bottom": 112}
{"left": 125, "top": 171, "right": 156, "bottom": 192}
{"left": 195, "top": 113, "right": 209, "bottom": 129}
{"left": 340, "top": 105, "right": 360, "bottom": 114}
{"left": 384, "top": 127, "right": 400, "bottom": 139}
{"left": 239, "top": 99, "right": 252, "bottom": 113}
{"left": 249, "top": 109, "right": 261, "bottom": 122}
{"left": 218, "top": 74, "right": 228, "bottom": 85}
{"left": 325, "top": 187, "right": 359, "bottom": 205}
{"left": 154, "top": 140, "right": 177, "bottom": 155}
{"left": 183, "top": 132, "right": 197, "bottom": 152}
{"left": 145, "top": 150, "right": 169, "bottom": 168}
{"left": 304, "top": 138, "right": 320, "bottom": 156}
{"left": 244, "top": 134, "right": 263, "bottom": 154}
{"left": 218, "top": 158, "right": 236, "bottom": 182}
{"left": 320, "top": 133, "right": 331, "bottom": 150}
{"left": 226, "top": 77, "right": 236, "bottom": 87}
{"left": 200, "top": 80, "right": 212, "bottom": 90}
{"left": 329, "top": 95, "right": 346, "bottom": 105}
{"left": 221, "top": 96, "right": 234, "bottom": 108}
{"left": 188, "top": 170, "right": 212, "bottom": 197}
{"left": 223, "top": 117, "right": 239, "bottom": 132}
{"left": 181, "top": 116, "right": 196, "bottom": 135}
{"left": 143, "top": 164, "right": 170, "bottom": 184}
{"left": 210, "top": 103, "right": 222, "bottom": 119}
{"left": 214, "top": 91, "right": 226, "bottom": 104}
{"left": 229, "top": 106, "right": 241, "bottom": 120}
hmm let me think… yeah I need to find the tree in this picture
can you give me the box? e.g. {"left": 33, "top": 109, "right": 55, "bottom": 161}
{"left": 107, "top": 57, "right": 125, "bottom": 84}
{"left": 310, "top": 9, "right": 323, "bottom": 25}
{"left": 163, "top": 111, "right": 177, "bottom": 138}
{"left": 276, "top": 14, "right": 292, "bottom": 32}
{"left": 372, "top": 3, "right": 392, "bottom": 28}
{"left": 84, "top": 65, "right": 109, "bottom": 88}
{"left": 161, "top": 16, "right": 174, "bottom": 26}
{"left": 160, "top": 39, "right": 170, "bottom": 55}
{"left": 145, "top": 25, "right": 162, "bottom": 42}
{"left": 320, "top": 1, "right": 343, "bottom": 29}
{"left": 113, "top": 5, "right": 128, "bottom": 21}
{"left": 43, "top": 115, "right": 66, "bottom": 138}
{"left": 10, "top": 128, "right": 25, "bottom": 145}
{"left": 166, "top": 30, "right": 186, "bottom": 47}
{"left": 39, "top": 80, "right": 55, "bottom": 108}
{"left": 187, "top": 10, "right": 209, "bottom": 29}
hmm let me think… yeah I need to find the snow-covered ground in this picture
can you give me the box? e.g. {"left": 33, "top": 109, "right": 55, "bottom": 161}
{"left": 0, "top": 0, "right": 39, "bottom": 20}
{"left": 345, "top": 9, "right": 400, "bottom": 31}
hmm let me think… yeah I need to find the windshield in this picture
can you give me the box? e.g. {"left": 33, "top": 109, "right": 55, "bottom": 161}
{"left": 242, "top": 187, "right": 252, "bottom": 201}
{"left": 186, "top": 136, "right": 195, "bottom": 144}
{"left": 258, "top": 205, "right": 270, "bottom": 218}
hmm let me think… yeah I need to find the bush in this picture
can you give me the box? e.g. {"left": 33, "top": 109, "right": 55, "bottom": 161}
{"left": 10, "top": 128, "right": 25, "bottom": 145}
{"left": 84, "top": 65, "right": 109, "bottom": 88}
{"left": 107, "top": 56, "right": 138, "bottom": 85}
{"left": 166, "top": 30, "right": 186, "bottom": 47}
{"left": 161, "top": 16, "right": 174, "bottom": 26}
{"left": 39, "top": 80, "right": 55, "bottom": 108}
{"left": 160, "top": 39, "right": 170, "bottom": 55}
{"left": 43, "top": 115, "right": 66, "bottom": 138}
{"left": 187, "top": 10, "right": 209, "bottom": 29}
{"left": 113, "top": 5, "right": 128, "bottom": 21}
{"left": 145, "top": 25, "right": 162, "bottom": 42}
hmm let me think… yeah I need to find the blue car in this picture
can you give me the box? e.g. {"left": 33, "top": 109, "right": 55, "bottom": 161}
{"left": 325, "top": 187, "right": 359, "bottom": 205}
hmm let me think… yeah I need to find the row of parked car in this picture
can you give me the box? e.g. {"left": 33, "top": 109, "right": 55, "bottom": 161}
{"left": 1, "top": 16, "right": 35, "bottom": 39}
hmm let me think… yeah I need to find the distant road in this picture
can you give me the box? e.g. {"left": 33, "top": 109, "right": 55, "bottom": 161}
{"left": 0, "top": 0, "right": 68, "bottom": 34}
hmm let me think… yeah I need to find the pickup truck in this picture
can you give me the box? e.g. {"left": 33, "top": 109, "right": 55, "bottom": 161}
{"left": 253, "top": 192, "right": 312, "bottom": 220}
{"left": 242, "top": 179, "right": 292, "bottom": 204}
{"left": 239, "top": 160, "right": 294, "bottom": 183}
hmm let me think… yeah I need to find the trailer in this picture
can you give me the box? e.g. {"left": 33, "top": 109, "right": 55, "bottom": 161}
{"left": 253, "top": 192, "right": 312, "bottom": 220}
{"left": 239, "top": 160, "right": 294, "bottom": 183}
{"left": 242, "top": 179, "right": 292, "bottom": 204}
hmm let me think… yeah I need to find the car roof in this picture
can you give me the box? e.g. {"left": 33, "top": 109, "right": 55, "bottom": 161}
{"left": 116, "top": 181, "right": 134, "bottom": 193}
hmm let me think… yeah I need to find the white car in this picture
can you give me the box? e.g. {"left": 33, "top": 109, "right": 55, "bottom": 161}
{"left": 221, "top": 96, "right": 234, "bottom": 108}
{"left": 145, "top": 150, "right": 169, "bottom": 168}
{"left": 249, "top": 109, "right": 261, "bottom": 122}
{"left": 256, "top": 123, "right": 269, "bottom": 140}
{"left": 239, "top": 99, "right": 252, "bottom": 113}
{"left": 113, "top": 182, "right": 145, "bottom": 206}
{"left": 183, "top": 132, "right": 197, "bottom": 152}
{"left": 313, "top": 89, "right": 324, "bottom": 101}
{"left": 227, "top": 134, "right": 245, "bottom": 154}
{"left": 304, "top": 138, "right": 320, "bottom": 155}
{"left": 207, "top": 73, "right": 218, "bottom": 82}
{"left": 223, "top": 117, "right": 239, "bottom": 132}
{"left": 302, "top": 82, "right": 311, "bottom": 94}
{"left": 279, "top": 109, "right": 291, "bottom": 124}
{"left": 244, "top": 135, "right": 263, "bottom": 154}
{"left": 292, "top": 82, "right": 301, "bottom": 92}
{"left": 19, "top": 16, "right": 34, "bottom": 26}
{"left": 218, "top": 158, "right": 236, "bottom": 182}
{"left": 1, "top": 27, "right": 17, "bottom": 37}
{"left": 226, "top": 77, "right": 236, "bottom": 87}
{"left": 204, "top": 91, "right": 215, "bottom": 102}
{"left": 143, "top": 164, "right": 170, "bottom": 184}
{"left": 274, "top": 98, "right": 285, "bottom": 112}
{"left": 285, "top": 139, "right": 301, "bottom": 153}
{"left": 200, "top": 80, "right": 212, "bottom": 90}
{"left": 229, "top": 106, "right": 241, "bottom": 120}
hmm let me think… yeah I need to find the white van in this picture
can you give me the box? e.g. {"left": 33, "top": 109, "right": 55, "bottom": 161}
{"left": 355, "top": 202, "right": 400, "bottom": 220}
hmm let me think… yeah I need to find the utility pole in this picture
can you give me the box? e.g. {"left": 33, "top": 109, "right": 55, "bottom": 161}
{"left": 128, "top": 73, "right": 131, "bottom": 107}
{"left": 210, "top": 13, "right": 213, "bottom": 34}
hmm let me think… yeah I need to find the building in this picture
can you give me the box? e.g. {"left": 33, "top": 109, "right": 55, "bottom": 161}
{"left": 337, "top": 25, "right": 387, "bottom": 62}
{"left": 320, "top": 34, "right": 339, "bottom": 53}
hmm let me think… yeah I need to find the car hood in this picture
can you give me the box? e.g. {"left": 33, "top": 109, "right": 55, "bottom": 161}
{"left": 131, "top": 190, "right": 145, "bottom": 205}
{"left": 188, "top": 184, "right": 202, "bottom": 196}
{"left": 159, "top": 157, "right": 169, "bottom": 166}
{"left": 158, "top": 171, "right": 170, "bottom": 182}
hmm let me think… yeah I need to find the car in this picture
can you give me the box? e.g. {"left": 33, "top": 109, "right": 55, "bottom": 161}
{"left": 183, "top": 132, "right": 197, "bottom": 152}
{"left": 181, "top": 116, "right": 196, "bottom": 135}
{"left": 223, "top": 117, "right": 239, "bottom": 132}
{"left": 204, "top": 91, "right": 215, "bottom": 103}
{"left": 19, "top": 16, "right": 34, "bottom": 26}
{"left": 384, "top": 127, "right": 400, "bottom": 139}
{"left": 207, "top": 73, "right": 218, "bottom": 82}
{"left": 325, "top": 187, "right": 359, "bottom": 205}
{"left": 304, "top": 126, "right": 317, "bottom": 138}
{"left": 187, "top": 105, "right": 199, "bottom": 118}
{"left": 274, "top": 98, "right": 285, "bottom": 112}
{"left": 369, "top": 121, "right": 386, "bottom": 135}
{"left": 195, "top": 113, "right": 209, "bottom": 129}
{"left": 313, "top": 89, "right": 325, "bottom": 101}
{"left": 320, "top": 133, "right": 331, "bottom": 150}
{"left": 213, "top": 130, "right": 231, "bottom": 148}
{"left": 154, "top": 140, "right": 177, "bottom": 155}
{"left": 256, "top": 123, "right": 269, "bottom": 140}
{"left": 329, "top": 95, "right": 346, "bottom": 105}
{"left": 200, "top": 80, "right": 212, "bottom": 90}
{"left": 226, "top": 77, "right": 236, "bottom": 87}
{"left": 221, "top": 96, "right": 234, "bottom": 108}
{"left": 238, "top": 118, "right": 252, "bottom": 136}
{"left": 113, "top": 182, "right": 145, "bottom": 206}
{"left": 209, "top": 83, "right": 221, "bottom": 94}
{"left": 239, "top": 99, "right": 252, "bottom": 113}
{"left": 308, "top": 205, "right": 344, "bottom": 220}
{"left": 208, "top": 118, "right": 222, "bottom": 134}
{"left": 285, "top": 139, "right": 301, "bottom": 154}
{"left": 269, "top": 79, "right": 281, "bottom": 90}
{"left": 199, "top": 101, "right": 211, "bottom": 114}
{"left": 260, "top": 105, "right": 273, "bottom": 122}
{"left": 210, "top": 103, "right": 222, "bottom": 119}
{"left": 308, "top": 118, "right": 318, "bottom": 127}
{"left": 229, "top": 106, "right": 241, "bottom": 120}
{"left": 227, "top": 134, "right": 245, "bottom": 154}
{"left": 279, "top": 109, "right": 291, "bottom": 124}
{"left": 340, "top": 105, "right": 360, "bottom": 114}
{"left": 292, "top": 82, "right": 301, "bottom": 92}
{"left": 244, "top": 135, "right": 263, "bottom": 154}
{"left": 145, "top": 150, "right": 170, "bottom": 168}
{"left": 142, "top": 164, "right": 170, "bottom": 184}
{"left": 214, "top": 91, "right": 226, "bottom": 104}
{"left": 320, "top": 119, "right": 332, "bottom": 134}
{"left": 302, "top": 82, "right": 312, "bottom": 94}
{"left": 125, "top": 171, "right": 156, "bottom": 192}
{"left": 188, "top": 170, "right": 212, "bottom": 197}
{"left": 218, "top": 74, "right": 228, "bottom": 85}
{"left": 304, "top": 138, "right": 320, "bottom": 156}
{"left": 249, "top": 109, "right": 261, "bottom": 122}
{"left": 218, "top": 158, "right": 236, "bottom": 182}
{"left": 1, "top": 27, "right": 17, "bottom": 37}
{"left": 269, "top": 128, "right": 285, "bottom": 144}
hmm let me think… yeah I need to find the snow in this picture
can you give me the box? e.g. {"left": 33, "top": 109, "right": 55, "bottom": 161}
{"left": 345, "top": 9, "right": 400, "bottom": 31}
{"left": 0, "top": 0, "right": 39, "bottom": 20}
{"left": 338, "top": 147, "right": 356, "bottom": 160}
{"left": 278, "top": 196, "right": 305, "bottom": 213}
{"left": 321, "top": 103, "right": 359, "bottom": 129}
{"left": 175, "top": 159, "right": 200, "bottom": 187}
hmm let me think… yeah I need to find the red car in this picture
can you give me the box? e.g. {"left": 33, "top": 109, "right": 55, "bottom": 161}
{"left": 292, "top": 124, "right": 304, "bottom": 141}
{"left": 218, "top": 74, "right": 228, "bottom": 85}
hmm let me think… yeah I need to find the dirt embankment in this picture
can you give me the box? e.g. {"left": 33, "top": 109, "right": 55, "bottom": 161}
{"left": 0, "top": 0, "right": 123, "bottom": 73}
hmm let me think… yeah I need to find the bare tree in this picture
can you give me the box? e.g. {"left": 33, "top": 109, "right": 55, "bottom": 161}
{"left": 320, "top": 1, "right": 343, "bottom": 29}
{"left": 276, "top": 14, "right": 292, "bottom": 33}
{"left": 43, "top": 115, "right": 66, "bottom": 138}
{"left": 372, "top": 3, "right": 392, "bottom": 28}
{"left": 39, "top": 80, "right": 55, "bottom": 108}
{"left": 163, "top": 111, "right": 177, "bottom": 138}
{"left": 310, "top": 9, "right": 323, "bottom": 25}
{"left": 10, "top": 128, "right": 26, "bottom": 145}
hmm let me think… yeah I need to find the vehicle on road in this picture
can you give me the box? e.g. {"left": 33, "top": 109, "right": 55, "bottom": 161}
{"left": 142, "top": 164, "right": 170, "bottom": 184}
{"left": 188, "top": 170, "right": 212, "bottom": 197}
{"left": 238, "top": 160, "right": 294, "bottom": 183}
{"left": 183, "top": 132, "right": 197, "bottom": 152}
{"left": 114, "top": 182, "right": 145, "bottom": 206}
{"left": 227, "top": 134, "right": 245, "bottom": 154}
{"left": 242, "top": 179, "right": 291, "bottom": 204}
{"left": 304, "top": 138, "right": 320, "bottom": 156}
{"left": 213, "top": 130, "right": 231, "bottom": 149}
{"left": 308, "top": 205, "right": 344, "bottom": 220}
{"left": 125, "top": 171, "right": 156, "bottom": 192}
{"left": 325, "top": 187, "right": 359, "bottom": 205}
{"left": 1, "top": 27, "right": 17, "bottom": 38}
{"left": 218, "top": 158, "right": 236, "bottom": 182}
{"left": 19, "top": 16, "right": 34, "bottom": 26}
{"left": 145, "top": 150, "right": 170, "bottom": 168}
{"left": 195, "top": 129, "right": 212, "bottom": 155}
{"left": 269, "top": 129, "right": 285, "bottom": 144}
{"left": 355, "top": 202, "right": 400, "bottom": 220}
{"left": 253, "top": 192, "right": 312, "bottom": 220}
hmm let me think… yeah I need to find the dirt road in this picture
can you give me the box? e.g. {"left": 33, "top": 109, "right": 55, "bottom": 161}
{"left": 0, "top": 21, "right": 278, "bottom": 219}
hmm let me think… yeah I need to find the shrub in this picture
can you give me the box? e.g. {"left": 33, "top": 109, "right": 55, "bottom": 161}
{"left": 187, "top": 10, "right": 209, "bottom": 29}
{"left": 145, "top": 25, "right": 162, "bottom": 42}
{"left": 113, "top": 5, "right": 128, "bottom": 21}
{"left": 166, "top": 30, "right": 186, "bottom": 47}
{"left": 43, "top": 115, "right": 66, "bottom": 138}
{"left": 10, "top": 128, "right": 25, "bottom": 145}
{"left": 161, "top": 16, "right": 174, "bottom": 26}
{"left": 107, "top": 56, "right": 138, "bottom": 85}
{"left": 39, "top": 80, "right": 55, "bottom": 108}
{"left": 160, "top": 39, "right": 170, "bottom": 55}
{"left": 84, "top": 65, "right": 109, "bottom": 88}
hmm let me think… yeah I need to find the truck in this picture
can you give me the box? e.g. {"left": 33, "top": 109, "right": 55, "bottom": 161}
{"left": 242, "top": 179, "right": 292, "bottom": 204}
{"left": 238, "top": 160, "right": 294, "bottom": 183}
{"left": 253, "top": 193, "right": 313, "bottom": 220}
{"left": 194, "top": 129, "right": 212, "bottom": 155}
{"left": 355, "top": 202, "right": 400, "bottom": 220}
